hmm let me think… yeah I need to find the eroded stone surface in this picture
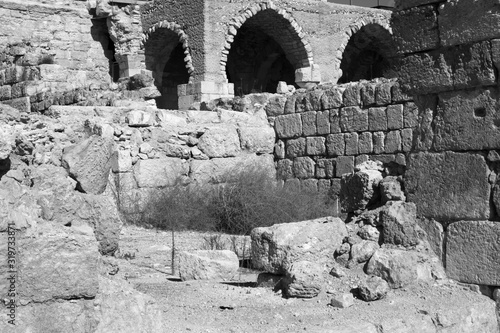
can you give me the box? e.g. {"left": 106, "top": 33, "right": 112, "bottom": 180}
{"left": 251, "top": 217, "right": 347, "bottom": 274}
{"left": 446, "top": 221, "right": 500, "bottom": 285}
{"left": 178, "top": 250, "right": 239, "bottom": 281}
{"left": 405, "top": 152, "right": 490, "bottom": 221}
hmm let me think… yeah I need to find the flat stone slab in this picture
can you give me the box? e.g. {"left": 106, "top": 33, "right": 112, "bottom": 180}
{"left": 446, "top": 221, "right": 500, "bottom": 286}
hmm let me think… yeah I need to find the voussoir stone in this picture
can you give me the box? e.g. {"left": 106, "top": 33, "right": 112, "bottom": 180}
{"left": 178, "top": 250, "right": 239, "bottom": 281}
{"left": 62, "top": 135, "right": 114, "bottom": 195}
{"left": 446, "top": 221, "right": 500, "bottom": 285}
{"left": 251, "top": 216, "right": 347, "bottom": 274}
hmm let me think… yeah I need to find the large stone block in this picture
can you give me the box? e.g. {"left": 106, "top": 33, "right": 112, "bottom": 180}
{"left": 251, "top": 217, "right": 347, "bottom": 274}
{"left": 392, "top": 5, "right": 439, "bottom": 54}
{"left": 286, "top": 138, "right": 306, "bottom": 158}
{"left": 190, "top": 154, "right": 275, "bottom": 184}
{"left": 237, "top": 126, "right": 275, "bottom": 154}
{"left": 340, "top": 106, "right": 368, "bottom": 132}
{"left": 264, "top": 95, "right": 286, "bottom": 116}
{"left": 15, "top": 224, "right": 100, "bottom": 304}
{"left": 446, "top": 221, "right": 500, "bottom": 285}
{"left": 439, "top": 0, "right": 500, "bottom": 47}
{"left": 316, "top": 110, "right": 330, "bottom": 135}
{"left": 406, "top": 152, "right": 490, "bottom": 221}
{"left": 380, "top": 201, "right": 425, "bottom": 248}
{"left": 283, "top": 261, "right": 323, "bottom": 298}
{"left": 178, "top": 250, "right": 239, "bottom": 281}
{"left": 62, "top": 135, "right": 114, "bottom": 195}
{"left": 399, "top": 50, "right": 453, "bottom": 95}
{"left": 366, "top": 248, "right": 445, "bottom": 289}
{"left": 340, "top": 167, "right": 383, "bottom": 214}
{"left": 134, "top": 158, "right": 188, "bottom": 188}
{"left": 293, "top": 156, "right": 315, "bottom": 179}
{"left": 434, "top": 87, "right": 500, "bottom": 151}
{"left": 306, "top": 137, "right": 326, "bottom": 156}
{"left": 320, "top": 86, "right": 343, "bottom": 110}
{"left": 94, "top": 277, "right": 165, "bottom": 333}
{"left": 302, "top": 111, "right": 317, "bottom": 136}
{"left": 326, "top": 133, "right": 345, "bottom": 156}
{"left": 274, "top": 113, "right": 302, "bottom": 139}
{"left": 453, "top": 41, "right": 496, "bottom": 90}
{"left": 198, "top": 126, "right": 241, "bottom": 158}
{"left": 368, "top": 107, "right": 387, "bottom": 132}
{"left": 400, "top": 42, "right": 496, "bottom": 95}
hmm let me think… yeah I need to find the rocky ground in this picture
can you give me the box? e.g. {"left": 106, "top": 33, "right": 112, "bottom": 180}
{"left": 115, "top": 225, "right": 499, "bottom": 333}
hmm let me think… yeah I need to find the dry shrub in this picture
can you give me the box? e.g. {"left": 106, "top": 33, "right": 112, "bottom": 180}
{"left": 134, "top": 167, "right": 337, "bottom": 235}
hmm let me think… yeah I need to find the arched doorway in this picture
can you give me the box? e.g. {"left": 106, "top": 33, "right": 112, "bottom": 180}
{"left": 338, "top": 23, "right": 396, "bottom": 84}
{"left": 225, "top": 9, "right": 311, "bottom": 95}
{"left": 143, "top": 25, "right": 192, "bottom": 109}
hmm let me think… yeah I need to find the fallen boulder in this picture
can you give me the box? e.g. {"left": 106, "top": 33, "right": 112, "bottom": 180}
{"left": 32, "top": 165, "right": 122, "bottom": 255}
{"left": 340, "top": 166, "right": 383, "bottom": 214}
{"left": 62, "top": 135, "right": 114, "bottom": 195}
{"left": 330, "top": 293, "right": 355, "bottom": 308}
{"left": 358, "top": 276, "right": 390, "bottom": 301}
{"left": 283, "top": 260, "right": 323, "bottom": 298}
{"left": 379, "top": 176, "right": 405, "bottom": 203}
{"left": 366, "top": 248, "right": 445, "bottom": 289}
{"left": 94, "top": 277, "right": 165, "bottom": 333}
{"left": 251, "top": 216, "right": 347, "bottom": 274}
{"left": 178, "top": 250, "right": 239, "bottom": 281}
{"left": 380, "top": 201, "right": 426, "bottom": 247}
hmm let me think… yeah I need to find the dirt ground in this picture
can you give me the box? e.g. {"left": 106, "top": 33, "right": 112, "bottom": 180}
{"left": 113, "top": 225, "right": 499, "bottom": 333}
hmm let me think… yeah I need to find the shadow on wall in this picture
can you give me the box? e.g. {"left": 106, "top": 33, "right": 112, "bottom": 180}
{"left": 143, "top": 27, "right": 190, "bottom": 110}
{"left": 225, "top": 9, "right": 311, "bottom": 95}
{"left": 90, "top": 18, "right": 120, "bottom": 83}
{"left": 338, "top": 23, "right": 398, "bottom": 84}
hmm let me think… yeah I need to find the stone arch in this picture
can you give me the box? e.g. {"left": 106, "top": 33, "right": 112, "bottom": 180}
{"left": 336, "top": 19, "right": 397, "bottom": 84}
{"left": 141, "top": 21, "right": 194, "bottom": 109}
{"left": 221, "top": 2, "right": 315, "bottom": 94}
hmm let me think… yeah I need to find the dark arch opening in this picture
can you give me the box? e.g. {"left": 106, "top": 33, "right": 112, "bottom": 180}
{"left": 226, "top": 10, "right": 308, "bottom": 95}
{"left": 338, "top": 24, "right": 396, "bottom": 84}
{"left": 90, "top": 18, "right": 119, "bottom": 83}
{"left": 144, "top": 29, "right": 190, "bottom": 109}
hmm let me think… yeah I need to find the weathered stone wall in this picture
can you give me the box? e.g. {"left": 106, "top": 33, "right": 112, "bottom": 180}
{"left": 269, "top": 79, "right": 415, "bottom": 209}
{"left": 0, "top": 0, "right": 119, "bottom": 112}
{"left": 392, "top": 0, "right": 500, "bottom": 287}
{"left": 58, "top": 105, "right": 277, "bottom": 219}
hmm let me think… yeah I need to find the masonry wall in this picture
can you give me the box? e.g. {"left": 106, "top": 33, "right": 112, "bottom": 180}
{"left": 392, "top": 0, "right": 500, "bottom": 287}
{"left": 268, "top": 79, "right": 414, "bottom": 211}
{"left": 0, "top": 0, "right": 116, "bottom": 112}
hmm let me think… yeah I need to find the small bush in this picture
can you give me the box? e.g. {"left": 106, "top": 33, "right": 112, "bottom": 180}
{"left": 133, "top": 167, "right": 337, "bottom": 236}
